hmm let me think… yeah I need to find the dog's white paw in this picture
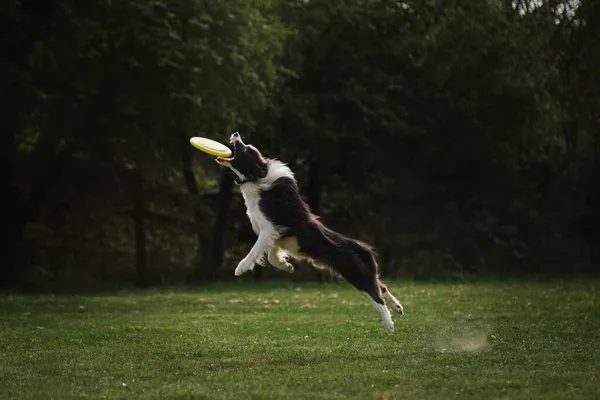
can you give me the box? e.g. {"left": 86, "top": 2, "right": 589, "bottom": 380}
{"left": 234, "top": 259, "right": 254, "bottom": 276}
{"left": 390, "top": 301, "right": 404, "bottom": 315}
{"left": 383, "top": 318, "right": 394, "bottom": 336}
{"left": 277, "top": 258, "right": 295, "bottom": 273}
{"left": 383, "top": 292, "right": 404, "bottom": 315}
{"left": 381, "top": 305, "right": 395, "bottom": 335}
{"left": 268, "top": 252, "right": 295, "bottom": 273}
{"left": 283, "top": 261, "right": 295, "bottom": 273}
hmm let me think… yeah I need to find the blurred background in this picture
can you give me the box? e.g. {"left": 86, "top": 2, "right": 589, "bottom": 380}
{"left": 2, "top": 0, "right": 599, "bottom": 292}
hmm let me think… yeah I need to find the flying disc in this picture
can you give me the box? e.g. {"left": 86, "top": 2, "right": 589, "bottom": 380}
{"left": 189, "top": 137, "right": 232, "bottom": 157}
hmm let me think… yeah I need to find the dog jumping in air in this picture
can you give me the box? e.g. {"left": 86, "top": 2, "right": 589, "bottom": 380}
{"left": 216, "top": 132, "right": 404, "bottom": 335}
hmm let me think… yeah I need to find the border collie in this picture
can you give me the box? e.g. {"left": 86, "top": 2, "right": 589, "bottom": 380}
{"left": 216, "top": 132, "right": 403, "bottom": 335}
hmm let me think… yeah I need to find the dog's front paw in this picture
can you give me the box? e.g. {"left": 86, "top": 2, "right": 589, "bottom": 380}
{"left": 234, "top": 259, "right": 254, "bottom": 276}
{"left": 281, "top": 261, "right": 295, "bottom": 273}
{"left": 273, "top": 255, "right": 294, "bottom": 273}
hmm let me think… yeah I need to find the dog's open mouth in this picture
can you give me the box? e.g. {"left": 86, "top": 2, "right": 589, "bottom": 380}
{"left": 217, "top": 140, "right": 235, "bottom": 163}
{"left": 217, "top": 134, "right": 243, "bottom": 164}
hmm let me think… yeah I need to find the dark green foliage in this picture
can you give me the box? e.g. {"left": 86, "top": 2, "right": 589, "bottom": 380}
{"left": 1, "top": 0, "right": 599, "bottom": 290}
{"left": 0, "top": 0, "right": 286, "bottom": 288}
{"left": 268, "top": 0, "right": 600, "bottom": 277}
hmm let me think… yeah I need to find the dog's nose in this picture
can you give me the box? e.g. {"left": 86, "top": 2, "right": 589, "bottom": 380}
{"left": 230, "top": 132, "right": 242, "bottom": 144}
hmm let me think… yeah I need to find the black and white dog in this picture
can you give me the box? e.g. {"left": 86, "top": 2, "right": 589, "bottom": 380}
{"left": 216, "top": 132, "right": 403, "bottom": 335}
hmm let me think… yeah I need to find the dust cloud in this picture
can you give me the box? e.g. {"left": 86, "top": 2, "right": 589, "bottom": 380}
{"left": 434, "top": 329, "right": 492, "bottom": 354}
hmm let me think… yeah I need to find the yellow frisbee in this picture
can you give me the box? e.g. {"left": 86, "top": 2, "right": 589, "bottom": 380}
{"left": 189, "top": 137, "right": 232, "bottom": 157}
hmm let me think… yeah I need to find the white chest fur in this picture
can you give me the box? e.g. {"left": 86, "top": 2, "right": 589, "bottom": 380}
{"left": 240, "top": 183, "right": 272, "bottom": 235}
{"left": 238, "top": 162, "right": 295, "bottom": 237}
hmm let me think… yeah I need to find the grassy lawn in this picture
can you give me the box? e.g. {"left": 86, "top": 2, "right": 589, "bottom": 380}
{"left": 1, "top": 279, "right": 598, "bottom": 399}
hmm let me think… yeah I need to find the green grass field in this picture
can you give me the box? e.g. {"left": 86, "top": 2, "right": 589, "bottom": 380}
{"left": 1, "top": 279, "right": 598, "bottom": 399}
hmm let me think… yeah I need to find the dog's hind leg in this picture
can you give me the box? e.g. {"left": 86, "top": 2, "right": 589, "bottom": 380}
{"left": 364, "top": 288, "right": 394, "bottom": 335}
{"left": 380, "top": 283, "right": 404, "bottom": 315}
{"left": 267, "top": 247, "right": 295, "bottom": 273}
{"left": 357, "top": 279, "right": 394, "bottom": 335}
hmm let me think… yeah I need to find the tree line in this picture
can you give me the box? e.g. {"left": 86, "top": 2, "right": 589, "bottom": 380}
{"left": 1, "top": 0, "right": 599, "bottom": 291}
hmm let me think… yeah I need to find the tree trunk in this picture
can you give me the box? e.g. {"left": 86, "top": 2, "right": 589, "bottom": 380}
{"left": 180, "top": 143, "right": 206, "bottom": 281}
{"left": 587, "top": 139, "right": 600, "bottom": 271}
{"left": 202, "top": 171, "right": 234, "bottom": 280}
{"left": 0, "top": 82, "right": 21, "bottom": 288}
{"left": 0, "top": 136, "right": 66, "bottom": 289}
{"left": 133, "top": 167, "right": 147, "bottom": 287}
{"left": 0, "top": 0, "right": 58, "bottom": 288}
{"left": 181, "top": 139, "right": 235, "bottom": 281}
